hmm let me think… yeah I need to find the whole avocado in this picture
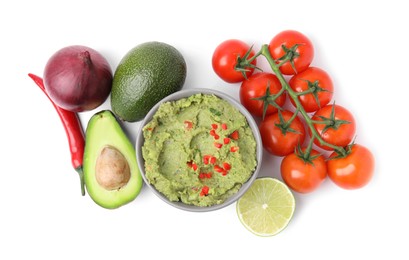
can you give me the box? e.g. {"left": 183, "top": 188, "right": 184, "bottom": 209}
{"left": 111, "top": 42, "right": 187, "bottom": 122}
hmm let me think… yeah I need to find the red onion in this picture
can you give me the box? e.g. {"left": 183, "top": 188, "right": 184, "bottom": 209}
{"left": 43, "top": 45, "right": 113, "bottom": 112}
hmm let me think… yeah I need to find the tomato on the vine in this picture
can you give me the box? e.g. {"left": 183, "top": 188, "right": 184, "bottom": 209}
{"left": 327, "top": 144, "right": 374, "bottom": 189}
{"left": 268, "top": 30, "right": 314, "bottom": 75}
{"left": 212, "top": 39, "right": 257, "bottom": 83}
{"left": 259, "top": 110, "right": 306, "bottom": 156}
{"left": 311, "top": 104, "right": 356, "bottom": 150}
{"left": 281, "top": 149, "right": 327, "bottom": 193}
{"left": 239, "top": 72, "right": 286, "bottom": 118}
{"left": 289, "top": 67, "right": 334, "bottom": 112}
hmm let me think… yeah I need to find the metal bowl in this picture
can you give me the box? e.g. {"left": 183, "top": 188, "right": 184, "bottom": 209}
{"left": 135, "top": 88, "right": 263, "bottom": 212}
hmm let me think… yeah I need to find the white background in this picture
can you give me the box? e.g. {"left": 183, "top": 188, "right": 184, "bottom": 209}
{"left": 2, "top": 0, "right": 408, "bottom": 259}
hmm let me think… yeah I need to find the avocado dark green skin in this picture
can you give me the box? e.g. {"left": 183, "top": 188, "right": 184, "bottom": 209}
{"left": 111, "top": 41, "right": 187, "bottom": 122}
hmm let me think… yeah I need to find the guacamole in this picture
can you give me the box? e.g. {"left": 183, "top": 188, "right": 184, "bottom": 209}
{"left": 142, "top": 94, "right": 257, "bottom": 207}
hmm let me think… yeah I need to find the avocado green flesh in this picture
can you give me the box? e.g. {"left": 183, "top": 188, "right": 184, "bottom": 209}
{"left": 111, "top": 41, "right": 187, "bottom": 122}
{"left": 84, "top": 110, "right": 143, "bottom": 209}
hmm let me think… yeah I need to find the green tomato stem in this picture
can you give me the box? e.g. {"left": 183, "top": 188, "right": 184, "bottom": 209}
{"left": 248, "top": 48, "right": 263, "bottom": 63}
{"left": 276, "top": 57, "right": 291, "bottom": 68}
{"left": 304, "top": 135, "right": 315, "bottom": 159}
{"left": 272, "top": 83, "right": 286, "bottom": 98}
{"left": 295, "top": 88, "right": 315, "bottom": 96}
{"left": 260, "top": 44, "right": 346, "bottom": 156}
{"left": 310, "top": 119, "right": 328, "bottom": 125}
{"left": 282, "top": 107, "right": 299, "bottom": 129}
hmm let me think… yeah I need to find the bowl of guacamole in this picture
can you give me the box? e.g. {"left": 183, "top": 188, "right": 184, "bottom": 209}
{"left": 136, "top": 88, "right": 263, "bottom": 212}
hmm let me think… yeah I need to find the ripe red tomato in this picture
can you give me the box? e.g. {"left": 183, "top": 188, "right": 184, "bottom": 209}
{"left": 212, "top": 39, "right": 257, "bottom": 83}
{"left": 311, "top": 104, "right": 356, "bottom": 150}
{"left": 259, "top": 110, "right": 306, "bottom": 156}
{"left": 288, "top": 67, "right": 334, "bottom": 112}
{"left": 281, "top": 149, "right": 327, "bottom": 193}
{"left": 327, "top": 144, "right": 374, "bottom": 189}
{"left": 268, "top": 30, "right": 314, "bottom": 75}
{"left": 239, "top": 72, "right": 286, "bottom": 118}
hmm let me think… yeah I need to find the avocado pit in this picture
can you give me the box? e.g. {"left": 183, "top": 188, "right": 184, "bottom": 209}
{"left": 95, "top": 146, "right": 130, "bottom": 190}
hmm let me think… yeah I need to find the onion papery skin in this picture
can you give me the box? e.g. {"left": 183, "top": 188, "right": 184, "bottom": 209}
{"left": 44, "top": 45, "right": 113, "bottom": 112}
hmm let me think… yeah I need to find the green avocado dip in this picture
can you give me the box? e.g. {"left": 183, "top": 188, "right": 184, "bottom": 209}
{"left": 142, "top": 93, "right": 257, "bottom": 207}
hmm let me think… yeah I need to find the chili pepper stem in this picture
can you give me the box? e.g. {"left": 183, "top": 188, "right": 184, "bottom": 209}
{"left": 259, "top": 44, "right": 347, "bottom": 155}
{"left": 75, "top": 166, "right": 86, "bottom": 196}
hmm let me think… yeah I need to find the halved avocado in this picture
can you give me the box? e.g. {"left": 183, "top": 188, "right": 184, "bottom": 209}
{"left": 84, "top": 110, "right": 143, "bottom": 209}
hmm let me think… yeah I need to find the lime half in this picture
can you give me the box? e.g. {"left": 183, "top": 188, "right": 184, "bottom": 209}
{"left": 236, "top": 177, "right": 295, "bottom": 236}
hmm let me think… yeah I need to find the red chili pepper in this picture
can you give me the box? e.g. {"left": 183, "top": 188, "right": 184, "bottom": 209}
{"left": 223, "top": 162, "right": 231, "bottom": 171}
{"left": 230, "top": 130, "right": 239, "bottom": 140}
{"left": 209, "top": 129, "right": 216, "bottom": 136}
{"left": 223, "top": 137, "right": 231, "bottom": 144}
{"left": 214, "top": 142, "right": 223, "bottom": 149}
{"left": 230, "top": 146, "right": 239, "bottom": 152}
{"left": 203, "top": 155, "right": 211, "bottom": 165}
{"left": 200, "top": 185, "right": 210, "bottom": 196}
{"left": 28, "top": 73, "right": 86, "bottom": 196}
{"left": 199, "top": 172, "right": 212, "bottom": 179}
{"left": 187, "top": 161, "right": 198, "bottom": 171}
{"left": 192, "top": 163, "right": 198, "bottom": 171}
{"left": 209, "top": 156, "right": 216, "bottom": 165}
{"left": 221, "top": 123, "right": 228, "bottom": 130}
{"left": 184, "top": 120, "right": 193, "bottom": 130}
{"left": 214, "top": 165, "right": 224, "bottom": 173}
